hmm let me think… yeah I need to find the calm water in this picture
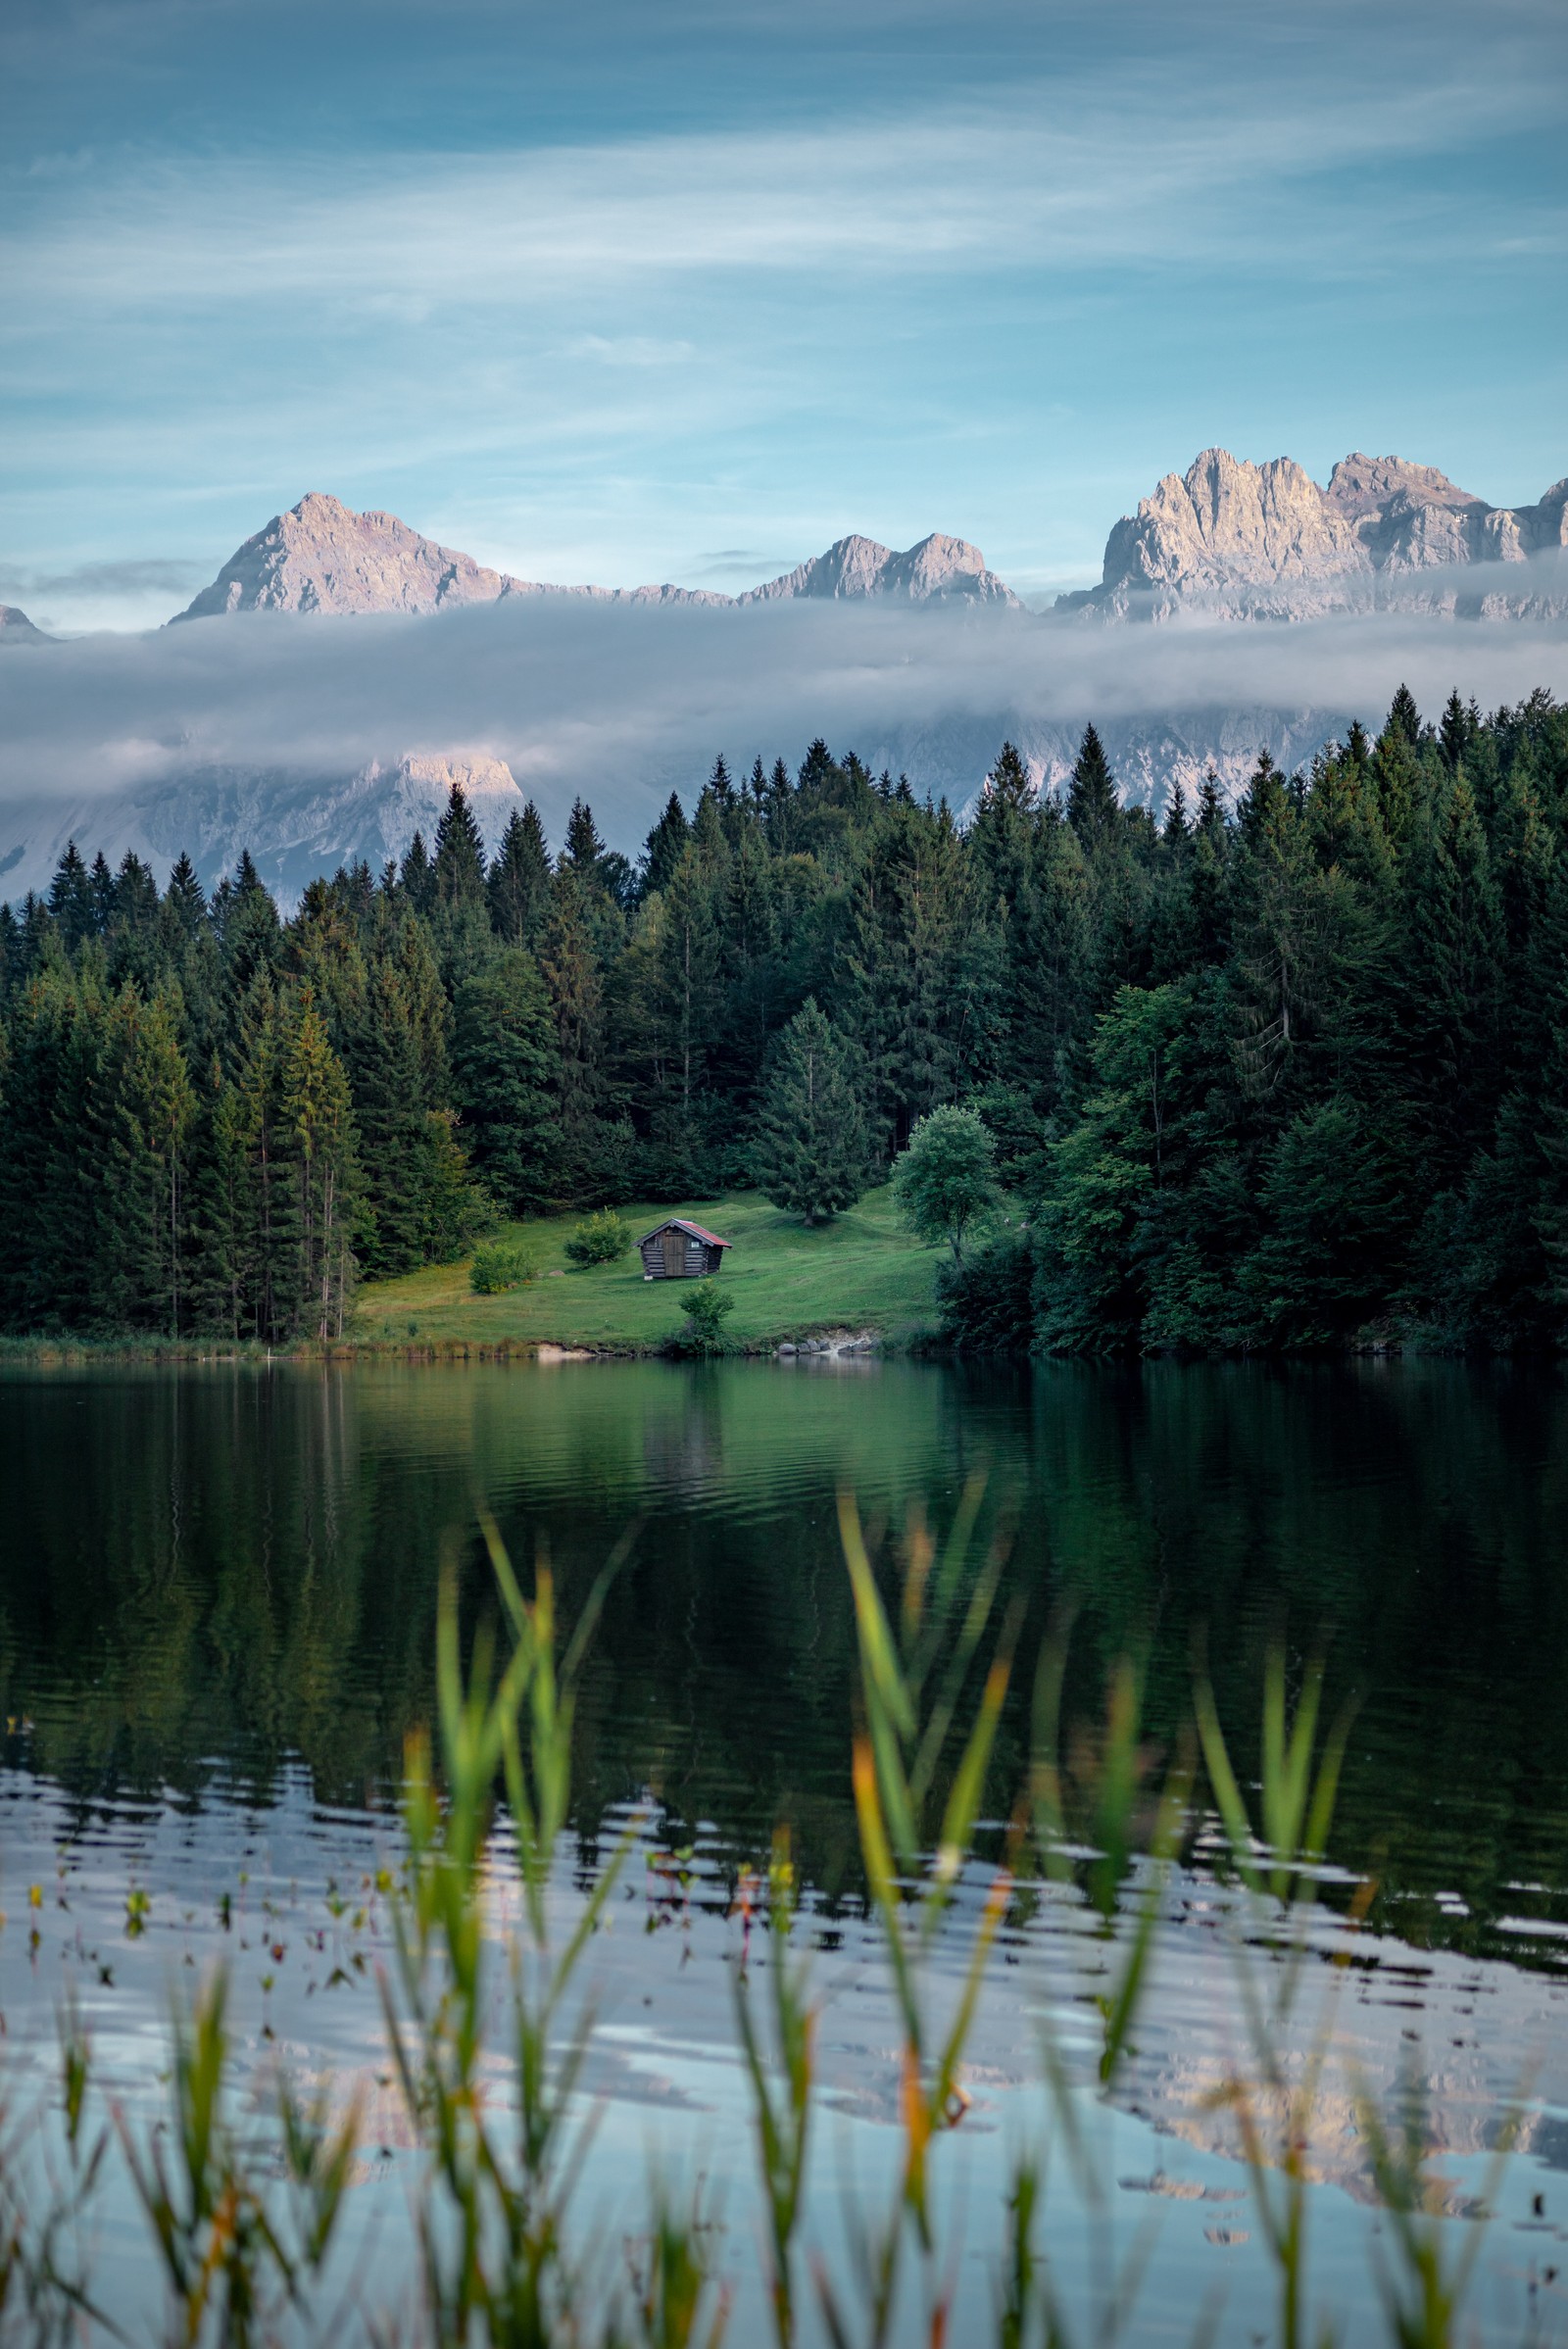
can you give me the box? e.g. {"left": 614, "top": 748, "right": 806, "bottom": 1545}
{"left": 3, "top": 1355, "right": 1568, "bottom": 2340}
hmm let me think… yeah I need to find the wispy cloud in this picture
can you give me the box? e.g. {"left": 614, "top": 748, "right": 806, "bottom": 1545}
{"left": 2, "top": 0, "right": 1563, "bottom": 629}
{"left": 0, "top": 556, "right": 209, "bottom": 600}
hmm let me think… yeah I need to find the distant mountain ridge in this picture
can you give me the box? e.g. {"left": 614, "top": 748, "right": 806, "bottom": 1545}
{"left": 172, "top": 494, "right": 1018, "bottom": 621}
{"left": 736, "top": 531, "right": 1016, "bottom": 607}
{"left": 1068, "top": 448, "right": 1568, "bottom": 618}
{"left": 0, "top": 605, "right": 53, "bottom": 646}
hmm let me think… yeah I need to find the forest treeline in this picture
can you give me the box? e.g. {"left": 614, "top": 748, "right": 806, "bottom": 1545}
{"left": 1, "top": 684, "right": 1565, "bottom": 1348}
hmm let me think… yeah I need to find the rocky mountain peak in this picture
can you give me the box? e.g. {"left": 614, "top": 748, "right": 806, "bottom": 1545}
{"left": 1078, "top": 447, "right": 1568, "bottom": 617}
{"left": 1322, "top": 452, "right": 1483, "bottom": 520}
{"left": 173, "top": 501, "right": 1022, "bottom": 623}
{"left": 174, "top": 494, "right": 532, "bottom": 620}
{"left": 740, "top": 530, "right": 1018, "bottom": 607}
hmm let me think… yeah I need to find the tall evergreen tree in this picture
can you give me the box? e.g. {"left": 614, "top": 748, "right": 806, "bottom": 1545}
{"left": 100, "top": 986, "right": 197, "bottom": 1332}
{"left": 452, "top": 950, "right": 562, "bottom": 1211}
{"left": 1066, "top": 724, "right": 1118, "bottom": 849}
{"left": 640, "top": 793, "right": 691, "bottom": 898}
{"left": 487, "top": 805, "right": 552, "bottom": 946}
{"left": 48, "top": 843, "right": 96, "bottom": 953}
{"left": 752, "top": 999, "right": 868, "bottom": 1224}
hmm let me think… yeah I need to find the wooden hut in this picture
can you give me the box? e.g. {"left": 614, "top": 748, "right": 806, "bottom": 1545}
{"left": 638, "top": 1218, "right": 732, "bottom": 1281}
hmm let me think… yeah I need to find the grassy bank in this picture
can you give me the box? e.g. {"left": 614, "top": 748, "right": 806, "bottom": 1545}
{"left": 353, "top": 1185, "right": 939, "bottom": 1352}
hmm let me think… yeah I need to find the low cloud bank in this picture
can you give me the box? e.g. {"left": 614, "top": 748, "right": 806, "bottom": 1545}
{"left": 0, "top": 597, "right": 1564, "bottom": 895}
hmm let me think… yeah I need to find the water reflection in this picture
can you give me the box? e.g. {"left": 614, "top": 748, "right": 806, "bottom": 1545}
{"left": 6, "top": 1353, "right": 1568, "bottom": 2342}
{"left": 5, "top": 1355, "right": 1566, "bottom": 1970}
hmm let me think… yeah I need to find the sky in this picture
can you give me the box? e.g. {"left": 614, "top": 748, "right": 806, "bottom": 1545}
{"left": 3, "top": 0, "right": 1566, "bottom": 633}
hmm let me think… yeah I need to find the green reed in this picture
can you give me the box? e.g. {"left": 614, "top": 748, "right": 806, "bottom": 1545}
{"left": 0, "top": 1500, "right": 1535, "bottom": 2346}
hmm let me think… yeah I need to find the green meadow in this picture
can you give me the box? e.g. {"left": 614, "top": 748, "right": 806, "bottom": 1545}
{"left": 353, "top": 1184, "right": 941, "bottom": 1350}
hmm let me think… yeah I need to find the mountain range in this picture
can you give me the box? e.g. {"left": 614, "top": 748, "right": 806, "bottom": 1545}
{"left": 3, "top": 451, "right": 1563, "bottom": 643}
{"left": 1, "top": 446, "right": 1563, "bottom": 907}
{"left": 168, "top": 494, "right": 1018, "bottom": 622}
{"left": 1070, "top": 449, "right": 1568, "bottom": 619}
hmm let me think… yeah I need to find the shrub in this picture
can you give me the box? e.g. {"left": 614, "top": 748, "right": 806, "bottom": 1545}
{"left": 468, "top": 1239, "right": 540, "bottom": 1295}
{"left": 936, "top": 1225, "right": 1037, "bottom": 1350}
{"left": 666, "top": 1281, "right": 735, "bottom": 1357}
{"left": 564, "top": 1209, "right": 631, "bottom": 1267}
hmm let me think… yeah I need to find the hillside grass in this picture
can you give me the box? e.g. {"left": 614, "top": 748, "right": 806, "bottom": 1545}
{"left": 352, "top": 1185, "right": 941, "bottom": 1351}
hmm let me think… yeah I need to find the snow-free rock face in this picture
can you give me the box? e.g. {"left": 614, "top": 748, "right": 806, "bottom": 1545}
{"left": 0, "top": 605, "right": 52, "bottom": 645}
{"left": 175, "top": 493, "right": 530, "bottom": 617}
{"left": 173, "top": 494, "right": 733, "bottom": 620}
{"left": 173, "top": 499, "right": 1021, "bottom": 621}
{"left": 740, "top": 531, "right": 1019, "bottom": 607}
{"left": 1077, "top": 451, "right": 1568, "bottom": 617}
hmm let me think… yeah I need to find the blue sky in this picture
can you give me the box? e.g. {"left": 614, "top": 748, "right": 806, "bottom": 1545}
{"left": 3, "top": 0, "right": 1564, "bottom": 631}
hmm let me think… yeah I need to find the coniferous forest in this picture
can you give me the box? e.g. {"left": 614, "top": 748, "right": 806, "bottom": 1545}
{"left": 2, "top": 685, "right": 1567, "bottom": 1351}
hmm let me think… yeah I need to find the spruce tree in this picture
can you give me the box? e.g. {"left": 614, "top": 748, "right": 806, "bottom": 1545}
{"left": 451, "top": 950, "right": 562, "bottom": 1212}
{"left": 752, "top": 1000, "right": 868, "bottom": 1224}
{"left": 1066, "top": 724, "right": 1118, "bottom": 849}
{"left": 1387, "top": 683, "right": 1423, "bottom": 748}
{"left": 276, "top": 989, "right": 362, "bottom": 1341}
{"left": 539, "top": 870, "right": 612, "bottom": 1199}
{"left": 101, "top": 985, "right": 197, "bottom": 1333}
{"left": 88, "top": 852, "right": 117, "bottom": 939}
{"left": 48, "top": 843, "right": 96, "bottom": 953}
{"left": 640, "top": 793, "right": 690, "bottom": 898}
{"left": 487, "top": 805, "right": 552, "bottom": 946}
{"left": 401, "top": 831, "right": 436, "bottom": 917}
{"left": 433, "top": 784, "right": 488, "bottom": 907}
{"left": 164, "top": 852, "right": 209, "bottom": 940}
{"left": 563, "top": 798, "right": 608, "bottom": 877}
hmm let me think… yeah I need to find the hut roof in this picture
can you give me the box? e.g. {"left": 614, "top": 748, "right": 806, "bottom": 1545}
{"left": 639, "top": 1218, "right": 732, "bottom": 1249}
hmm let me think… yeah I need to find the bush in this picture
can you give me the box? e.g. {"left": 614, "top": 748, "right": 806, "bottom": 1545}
{"left": 468, "top": 1239, "right": 541, "bottom": 1295}
{"left": 666, "top": 1281, "right": 735, "bottom": 1357}
{"left": 936, "top": 1226, "right": 1037, "bottom": 1350}
{"left": 564, "top": 1209, "right": 631, "bottom": 1267}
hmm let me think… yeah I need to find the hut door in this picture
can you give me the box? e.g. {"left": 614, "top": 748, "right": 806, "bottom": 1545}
{"left": 662, "top": 1229, "right": 686, "bottom": 1277}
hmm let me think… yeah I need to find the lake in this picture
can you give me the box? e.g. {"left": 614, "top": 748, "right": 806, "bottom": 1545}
{"left": 3, "top": 1354, "right": 1567, "bottom": 2342}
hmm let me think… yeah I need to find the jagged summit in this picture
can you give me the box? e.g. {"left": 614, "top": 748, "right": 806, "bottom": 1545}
{"left": 1073, "top": 448, "right": 1568, "bottom": 617}
{"left": 172, "top": 498, "right": 1020, "bottom": 622}
{"left": 177, "top": 494, "right": 536, "bottom": 619}
{"left": 1321, "top": 453, "right": 1483, "bottom": 520}
{"left": 740, "top": 531, "right": 1019, "bottom": 607}
{"left": 172, "top": 493, "right": 737, "bottom": 620}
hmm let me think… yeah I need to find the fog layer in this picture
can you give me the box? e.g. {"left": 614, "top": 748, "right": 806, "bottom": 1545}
{"left": 1, "top": 597, "right": 1564, "bottom": 894}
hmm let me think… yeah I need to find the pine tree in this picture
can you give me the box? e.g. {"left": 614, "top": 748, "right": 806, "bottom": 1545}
{"left": 277, "top": 989, "right": 362, "bottom": 1341}
{"left": 844, "top": 796, "right": 972, "bottom": 1155}
{"left": 163, "top": 853, "right": 208, "bottom": 941}
{"left": 1067, "top": 724, "right": 1118, "bottom": 849}
{"left": 1387, "top": 683, "right": 1423, "bottom": 748}
{"left": 100, "top": 986, "right": 197, "bottom": 1333}
{"left": 487, "top": 805, "right": 552, "bottom": 946}
{"left": 189, "top": 1054, "right": 250, "bottom": 1340}
{"left": 433, "top": 785, "right": 488, "bottom": 908}
{"left": 563, "top": 799, "right": 608, "bottom": 877}
{"left": 640, "top": 793, "right": 690, "bottom": 898}
{"left": 48, "top": 843, "right": 96, "bottom": 953}
{"left": 452, "top": 950, "right": 563, "bottom": 1211}
{"left": 752, "top": 1000, "right": 868, "bottom": 1224}
{"left": 88, "top": 852, "right": 117, "bottom": 938}
{"left": 985, "top": 742, "right": 1033, "bottom": 815}
{"left": 539, "top": 871, "right": 612, "bottom": 1199}
{"left": 401, "top": 831, "right": 436, "bottom": 917}
{"left": 346, "top": 917, "right": 474, "bottom": 1274}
